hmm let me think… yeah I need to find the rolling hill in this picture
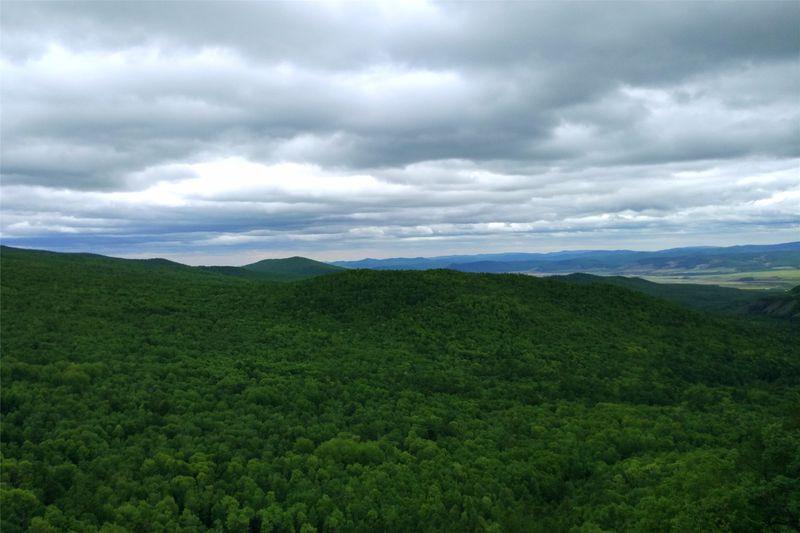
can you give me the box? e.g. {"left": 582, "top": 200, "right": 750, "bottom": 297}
{"left": 0, "top": 246, "right": 344, "bottom": 283}
{"left": 746, "top": 285, "right": 800, "bottom": 320}
{"left": 242, "top": 256, "right": 344, "bottom": 281}
{"left": 1, "top": 247, "right": 798, "bottom": 531}
{"left": 554, "top": 273, "right": 790, "bottom": 316}
{"left": 333, "top": 242, "right": 800, "bottom": 278}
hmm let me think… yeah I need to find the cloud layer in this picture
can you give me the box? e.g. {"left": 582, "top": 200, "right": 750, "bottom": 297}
{"left": 2, "top": 1, "right": 798, "bottom": 262}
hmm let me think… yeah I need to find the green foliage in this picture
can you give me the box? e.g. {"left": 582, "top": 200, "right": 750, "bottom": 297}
{"left": 746, "top": 285, "right": 800, "bottom": 320}
{"left": 558, "top": 273, "right": 773, "bottom": 314}
{"left": 1, "top": 247, "right": 798, "bottom": 531}
{"left": 559, "top": 273, "right": 799, "bottom": 318}
{"left": 243, "top": 256, "right": 345, "bottom": 280}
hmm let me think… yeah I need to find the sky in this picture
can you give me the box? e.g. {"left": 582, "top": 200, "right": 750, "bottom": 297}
{"left": 1, "top": 1, "right": 799, "bottom": 264}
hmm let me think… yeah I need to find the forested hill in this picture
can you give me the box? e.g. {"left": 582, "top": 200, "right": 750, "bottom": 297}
{"left": 0, "top": 246, "right": 343, "bottom": 283}
{"left": 554, "top": 273, "right": 795, "bottom": 317}
{"left": 1, "top": 247, "right": 799, "bottom": 531}
{"left": 745, "top": 285, "right": 800, "bottom": 320}
{"left": 243, "top": 256, "right": 344, "bottom": 281}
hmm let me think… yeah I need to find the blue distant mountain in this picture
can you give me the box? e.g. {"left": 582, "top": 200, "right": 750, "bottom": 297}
{"left": 332, "top": 241, "right": 800, "bottom": 274}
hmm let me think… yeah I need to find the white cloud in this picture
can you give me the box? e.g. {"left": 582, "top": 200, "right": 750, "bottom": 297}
{"left": 1, "top": 2, "right": 798, "bottom": 261}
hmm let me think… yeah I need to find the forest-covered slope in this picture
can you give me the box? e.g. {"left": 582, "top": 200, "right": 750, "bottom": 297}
{"left": 0, "top": 246, "right": 343, "bottom": 283}
{"left": 243, "top": 257, "right": 344, "bottom": 281}
{"left": 745, "top": 285, "right": 800, "bottom": 320}
{"left": 1, "top": 248, "right": 798, "bottom": 532}
{"left": 554, "top": 273, "right": 786, "bottom": 315}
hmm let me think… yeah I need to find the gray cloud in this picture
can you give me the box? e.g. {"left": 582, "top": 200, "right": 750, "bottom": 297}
{"left": 1, "top": 1, "right": 798, "bottom": 261}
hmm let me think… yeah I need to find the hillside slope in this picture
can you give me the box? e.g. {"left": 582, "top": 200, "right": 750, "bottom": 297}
{"left": 243, "top": 256, "right": 344, "bottom": 280}
{"left": 555, "top": 273, "right": 787, "bottom": 315}
{"left": 0, "top": 246, "right": 342, "bottom": 283}
{"left": 746, "top": 285, "right": 800, "bottom": 319}
{"left": 1, "top": 248, "right": 798, "bottom": 532}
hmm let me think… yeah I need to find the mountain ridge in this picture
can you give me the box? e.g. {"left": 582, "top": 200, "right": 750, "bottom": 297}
{"left": 0, "top": 245, "right": 343, "bottom": 283}
{"left": 333, "top": 241, "right": 800, "bottom": 270}
{"left": 243, "top": 256, "right": 344, "bottom": 280}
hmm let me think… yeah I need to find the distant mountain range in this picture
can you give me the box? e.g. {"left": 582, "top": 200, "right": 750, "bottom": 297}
{"left": 173, "top": 255, "right": 345, "bottom": 282}
{"left": 2, "top": 244, "right": 796, "bottom": 319}
{"left": 0, "top": 246, "right": 344, "bottom": 283}
{"left": 333, "top": 241, "right": 800, "bottom": 276}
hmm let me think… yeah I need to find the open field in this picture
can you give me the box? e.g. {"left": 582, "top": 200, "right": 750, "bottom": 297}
{"left": 641, "top": 269, "right": 800, "bottom": 290}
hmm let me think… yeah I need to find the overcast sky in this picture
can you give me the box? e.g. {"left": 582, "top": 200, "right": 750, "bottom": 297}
{"left": 1, "top": 1, "right": 798, "bottom": 264}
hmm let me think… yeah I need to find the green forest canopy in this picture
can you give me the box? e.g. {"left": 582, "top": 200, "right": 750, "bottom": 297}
{"left": 241, "top": 257, "right": 345, "bottom": 281}
{"left": 1, "top": 246, "right": 798, "bottom": 532}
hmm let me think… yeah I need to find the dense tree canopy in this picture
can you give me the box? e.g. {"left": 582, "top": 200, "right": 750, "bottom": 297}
{"left": 1, "top": 247, "right": 798, "bottom": 531}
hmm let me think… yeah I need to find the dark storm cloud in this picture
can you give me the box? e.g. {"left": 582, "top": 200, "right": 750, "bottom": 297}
{"left": 1, "top": 1, "right": 798, "bottom": 260}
